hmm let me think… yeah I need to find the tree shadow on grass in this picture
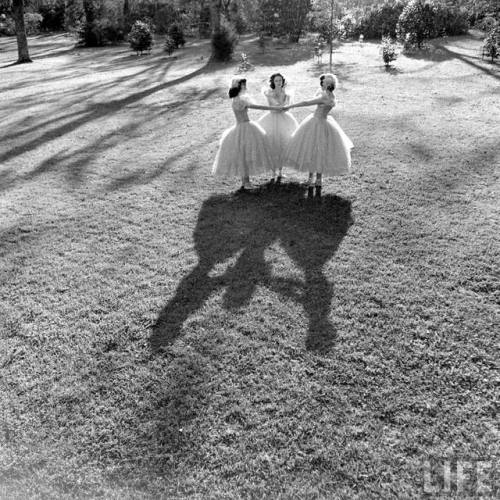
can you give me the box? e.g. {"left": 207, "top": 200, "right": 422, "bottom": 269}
{"left": 403, "top": 40, "right": 500, "bottom": 81}
{"left": 0, "top": 63, "right": 219, "bottom": 171}
{"left": 150, "top": 183, "right": 353, "bottom": 352}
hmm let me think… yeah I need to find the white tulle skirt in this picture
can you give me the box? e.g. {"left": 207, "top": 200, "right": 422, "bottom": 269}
{"left": 257, "top": 111, "right": 298, "bottom": 167}
{"left": 212, "top": 121, "right": 275, "bottom": 177}
{"left": 285, "top": 114, "right": 354, "bottom": 175}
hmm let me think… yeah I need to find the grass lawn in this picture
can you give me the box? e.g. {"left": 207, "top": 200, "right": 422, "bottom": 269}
{"left": 0, "top": 31, "right": 499, "bottom": 498}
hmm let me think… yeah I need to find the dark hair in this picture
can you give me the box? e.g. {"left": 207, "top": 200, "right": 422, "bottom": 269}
{"left": 319, "top": 74, "right": 336, "bottom": 92}
{"left": 269, "top": 73, "right": 286, "bottom": 89}
{"left": 228, "top": 78, "right": 246, "bottom": 98}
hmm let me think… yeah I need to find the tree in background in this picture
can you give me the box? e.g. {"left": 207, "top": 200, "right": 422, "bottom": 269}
{"left": 311, "top": 0, "right": 343, "bottom": 69}
{"left": 279, "top": 0, "right": 312, "bottom": 41}
{"left": 256, "top": 0, "right": 311, "bottom": 41}
{"left": 208, "top": 0, "right": 238, "bottom": 60}
{"left": 356, "top": 1, "right": 406, "bottom": 39}
{"left": 209, "top": 0, "right": 220, "bottom": 34}
{"left": 64, "top": 0, "right": 84, "bottom": 32}
{"left": 12, "top": 0, "right": 32, "bottom": 62}
{"left": 397, "top": 0, "right": 436, "bottom": 48}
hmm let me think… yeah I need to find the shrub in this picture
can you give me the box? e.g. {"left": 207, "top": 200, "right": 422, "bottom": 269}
{"left": 355, "top": 1, "right": 406, "bottom": 40}
{"left": 433, "top": 3, "right": 469, "bottom": 36}
{"left": 397, "top": 0, "right": 436, "bottom": 49}
{"left": 24, "top": 12, "right": 43, "bottom": 34}
{"left": 151, "top": 3, "right": 182, "bottom": 34}
{"left": 237, "top": 52, "right": 253, "bottom": 72}
{"left": 101, "top": 19, "right": 125, "bottom": 43}
{"left": 340, "top": 13, "right": 357, "bottom": 39}
{"left": 64, "top": 0, "right": 84, "bottom": 32}
{"left": 168, "top": 23, "right": 185, "bottom": 48}
{"left": 0, "top": 16, "right": 15, "bottom": 35}
{"left": 483, "top": 26, "right": 499, "bottom": 62}
{"left": 232, "top": 13, "right": 247, "bottom": 35}
{"left": 469, "top": 1, "right": 500, "bottom": 28}
{"left": 397, "top": 0, "right": 469, "bottom": 49}
{"left": 211, "top": 23, "right": 237, "bottom": 61}
{"left": 164, "top": 35, "right": 176, "bottom": 55}
{"left": 381, "top": 35, "right": 398, "bottom": 66}
{"left": 78, "top": 17, "right": 124, "bottom": 46}
{"left": 477, "top": 16, "right": 497, "bottom": 32}
{"left": 2, "top": 12, "right": 44, "bottom": 35}
{"left": 445, "top": 8, "right": 469, "bottom": 36}
{"left": 128, "top": 20, "right": 153, "bottom": 54}
{"left": 38, "top": 0, "right": 65, "bottom": 32}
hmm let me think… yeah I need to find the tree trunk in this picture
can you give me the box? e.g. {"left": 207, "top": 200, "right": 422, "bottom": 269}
{"left": 83, "top": 0, "right": 95, "bottom": 25}
{"left": 210, "top": 0, "right": 221, "bottom": 35}
{"left": 12, "top": 0, "right": 32, "bottom": 63}
{"left": 123, "top": 0, "right": 129, "bottom": 21}
{"left": 329, "top": 0, "right": 334, "bottom": 71}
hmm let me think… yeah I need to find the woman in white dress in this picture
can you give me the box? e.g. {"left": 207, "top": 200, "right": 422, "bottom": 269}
{"left": 285, "top": 73, "right": 353, "bottom": 198}
{"left": 212, "top": 77, "right": 280, "bottom": 191}
{"left": 257, "top": 73, "right": 298, "bottom": 184}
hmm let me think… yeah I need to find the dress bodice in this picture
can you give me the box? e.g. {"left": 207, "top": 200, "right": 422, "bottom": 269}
{"left": 264, "top": 90, "right": 290, "bottom": 113}
{"left": 232, "top": 95, "right": 250, "bottom": 123}
{"left": 313, "top": 92, "right": 335, "bottom": 119}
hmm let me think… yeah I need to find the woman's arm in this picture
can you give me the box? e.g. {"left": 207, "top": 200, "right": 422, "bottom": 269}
{"left": 247, "top": 103, "right": 282, "bottom": 111}
{"left": 287, "top": 97, "right": 326, "bottom": 109}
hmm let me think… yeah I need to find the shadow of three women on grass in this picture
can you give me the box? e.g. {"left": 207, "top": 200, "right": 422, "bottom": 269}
{"left": 150, "top": 183, "right": 353, "bottom": 352}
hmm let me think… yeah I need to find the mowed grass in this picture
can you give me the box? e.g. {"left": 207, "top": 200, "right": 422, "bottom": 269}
{"left": 0, "top": 31, "right": 499, "bottom": 498}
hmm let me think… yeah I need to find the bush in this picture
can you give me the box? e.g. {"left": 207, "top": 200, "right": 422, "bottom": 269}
{"left": 168, "top": 23, "right": 185, "bottom": 48}
{"left": 64, "top": 0, "right": 84, "bottom": 32}
{"left": 232, "top": 13, "right": 247, "bottom": 35}
{"left": 397, "top": 0, "right": 436, "bottom": 49}
{"left": 78, "top": 17, "right": 124, "bottom": 46}
{"left": 77, "top": 0, "right": 125, "bottom": 46}
{"left": 483, "top": 26, "right": 499, "bottom": 62}
{"left": 38, "top": 0, "right": 65, "bottom": 31}
{"left": 24, "top": 12, "right": 43, "bottom": 34}
{"left": 433, "top": 3, "right": 469, "bottom": 36}
{"left": 340, "top": 13, "right": 357, "bottom": 39}
{"left": 476, "top": 16, "right": 497, "bottom": 32}
{"left": 211, "top": 23, "right": 237, "bottom": 61}
{"left": 469, "top": 1, "right": 500, "bottom": 28}
{"left": 355, "top": 1, "right": 406, "bottom": 40}
{"left": 0, "top": 16, "right": 15, "bottom": 35}
{"left": 237, "top": 52, "right": 253, "bottom": 72}
{"left": 2, "top": 12, "right": 44, "bottom": 35}
{"left": 381, "top": 35, "right": 398, "bottom": 66}
{"left": 397, "top": 0, "right": 469, "bottom": 49}
{"left": 128, "top": 20, "right": 153, "bottom": 54}
{"left": 151, "top": 3, "right": 180, "bottom": 34}
{"left": 164, "top": 35, "right": 176, "bottom": 55}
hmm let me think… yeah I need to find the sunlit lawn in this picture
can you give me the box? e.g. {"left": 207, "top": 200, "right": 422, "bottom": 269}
{"left": 0, "top": 31, "right": 499, "bottom": 498}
